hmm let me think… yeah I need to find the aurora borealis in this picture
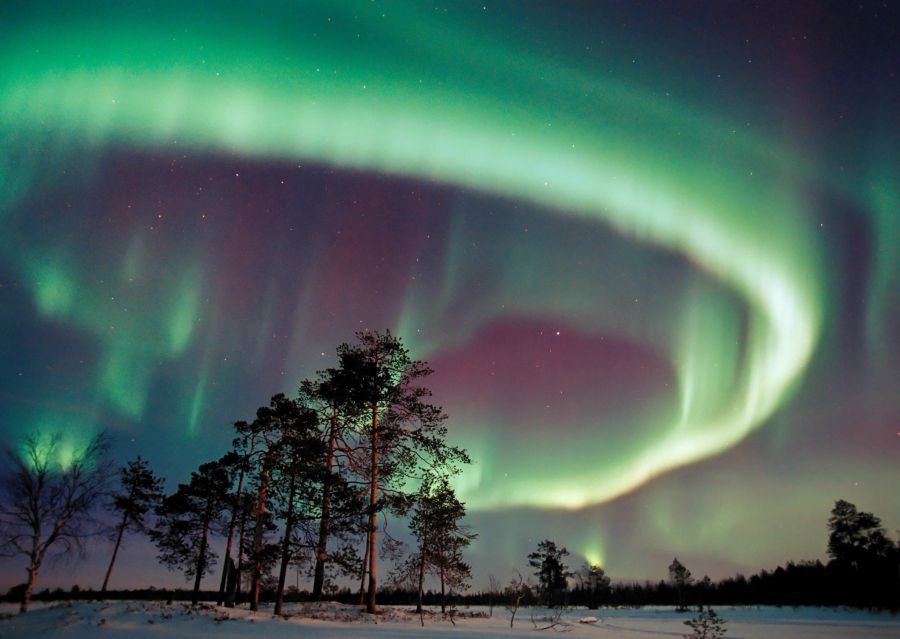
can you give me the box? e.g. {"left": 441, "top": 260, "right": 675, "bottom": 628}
{"left": 1, "top": 0, "right": 897, "bottom": 588}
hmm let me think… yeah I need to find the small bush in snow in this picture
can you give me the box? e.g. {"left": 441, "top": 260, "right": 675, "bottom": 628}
{"left": 683, "top": 606, "right": 727, "bottom": 639}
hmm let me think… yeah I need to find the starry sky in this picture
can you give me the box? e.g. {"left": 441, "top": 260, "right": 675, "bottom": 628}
{"left": 1, "top": 1, "right": 898, "bottom": 590}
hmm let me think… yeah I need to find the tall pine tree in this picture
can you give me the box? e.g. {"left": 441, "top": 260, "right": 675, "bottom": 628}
{"left": 669, "top": 557, "right": 692, "bottom": 611}
{"left": 338, "top": 331, "right": 469, "bottom": 613}
{"left": 299, "top": 370, "right": 365, "bottom": 600}
{"left": 236, "top": 395, "right": 295, "bottom": 611}
{"left": 151, "top": 458, "right": 232, "bottom": 605}
{"left": 528, "top": 540, "right": 571, "bottom": 608}
{"left": 271, "top": 403, "right": 323, "bottom": 616}
{"left": 409, "top": 476, "right": 474, "bottom": 614}
{"left": 101, "top": 457, "right": 164, "bottom": 592}
{"left": 335, "top": 330, "right": 469, "bottom": 613}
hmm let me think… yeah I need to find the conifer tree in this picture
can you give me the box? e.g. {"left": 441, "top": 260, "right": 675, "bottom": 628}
{"left": 152, "top": 458, "right": 232, "bottom": 605}
{"left": 528, "top": 539, "right": 571, "bottom": 608}
{"left": 217, "top": 434, "right": 253, "bottom": 606}
{"left": 236, "top": 394, "right": 296, "bottom": 611}
{"left": 101, "top": 456, "right": 164, "bottom": 592}
{"left": 580, "top": 563, "right": 610, "bottom": 609}
{"left": 827, "top": 499, "right": 894, "bottom": 569}
{"left": 669, "top": 557, "right": 693, "bottom": 611}
{"left": 272, "top": 403, "right": 323, "bottom": 615}
{"left": 409, "top": 476, "right": 474, "bottom": 614}
{"left": 335, "top": 330, "right": 469, "bottom": 613}
{"left": 683, "top": 606, "right": 727, "bottom": 638}
{"left": 299, "top": 370, "right": 365, "bottom": 600}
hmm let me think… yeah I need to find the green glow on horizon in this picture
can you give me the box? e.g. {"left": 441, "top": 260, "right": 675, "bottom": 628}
{"left": 582, "top": 541, "right": 606, "bottom": 569}
{"left": 0, "top": 1, "right": 845, "bottom": 511}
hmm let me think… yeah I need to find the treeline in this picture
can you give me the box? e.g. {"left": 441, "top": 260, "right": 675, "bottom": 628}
{"left": 2, "top": 330, "right": 897, "bottom": 615}
{"left": 488, "top": 500, "right": 900, "bottom": 612}
{"left": 588, "top": 559, "right": 898, "bottom": 609}
{"left": 0, "top": 331, "right": 472, "bottom": 615}
{"left": 9, "top": 554, "right": 900, "bottom": 612}
{"left": 3, "top": 497, "right": 898, "bottom": 611}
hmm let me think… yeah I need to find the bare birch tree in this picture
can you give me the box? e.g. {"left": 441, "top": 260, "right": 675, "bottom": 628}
{"left": 0, "top": 432, "right": 109, "bottom": 613}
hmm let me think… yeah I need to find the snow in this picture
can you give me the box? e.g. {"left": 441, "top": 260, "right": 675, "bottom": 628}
{"left": 1, "top": 601, "right": 898, "bottom": 638}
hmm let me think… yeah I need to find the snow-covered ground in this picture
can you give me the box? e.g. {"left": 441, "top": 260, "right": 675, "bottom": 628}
{"left": 1, "top": 601, "right": 897, "bottom": 638}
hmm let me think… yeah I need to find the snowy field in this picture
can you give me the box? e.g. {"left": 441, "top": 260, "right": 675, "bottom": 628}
{"left": 1, "top": 601, "right": 898, "bottom": 638}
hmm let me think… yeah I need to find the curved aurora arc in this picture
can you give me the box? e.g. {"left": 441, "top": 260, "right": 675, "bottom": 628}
{"left": 0, "top": 2, "right": 825, "bottom": 510}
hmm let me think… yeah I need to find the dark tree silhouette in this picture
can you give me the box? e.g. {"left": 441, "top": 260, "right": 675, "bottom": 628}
{"left": 151, "top": 458, "right": 232, "bottom": 605}
{"left": 0, "top": 432, "right": 109, "bottom": 613}
{"left": 236, "top": 394, "right": 296, "bottom": 611}
{"left": 335, "top": 330, "right": 469, "bottom": 613}
{"left": 684, "top": 606, "right": 727, "bottom": 639}
{"left": 407, "top": 476, "right": 475, "bottom": 615}
{"left": 827, "top": 499, "right": 893, "bottom": 569}
{"left": 528, "top": 539, "right": 571, "bottom": 607}
{"left": 101, "top": 456, "right": 164, "bottom": 592}
{"left": 217, "top": 435, "right": 253, "bottom": 607}
{"left": 669, "top": 557, "right": 692, "bottom": 611}
{"left": 579, "top": 563, "right": 611, "bottom": 609}
{"left": 271, "top": 402, "right": 324, "bottom": 616}
{"left": 298, "top": 370, "right": 365, "bottom": 600}
{"left": 826, "top": 499, "right": 898, "bottom": 607}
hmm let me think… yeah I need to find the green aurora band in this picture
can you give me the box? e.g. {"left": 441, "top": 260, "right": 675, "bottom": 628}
{"left": 5, "top": 1, "right": 892, "bottom": 514}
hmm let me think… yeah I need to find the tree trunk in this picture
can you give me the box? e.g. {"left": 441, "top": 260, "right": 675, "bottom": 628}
{"left": 21, "top": 559, "right": 39, "bottom": 614}
{"left": 192, "top": 513, "right": 211, "bottom": 606}
{"left": 218, "top": 463, "right": 245, "bottom": 605}
{"left": 510, "top": 594, "right": 521, "bottom": 628}
{"left": 416, "top": 551, "right": 425, "bottom": 615}
{"left": 273, "top": 474, "right": 296, "bottom": 616}
{"left": 312, "top": 410, "right": 337, "bottom": 600}
{"left": 227, "top": 498, "right": 249, "bottom": 608}
{"left": 440, "top": 560, "right": 446, "bottom": 613}
{"left": 365, "top": 404, "right": 379, "bottom": 614}
{"left": 250, "top": 459, "right": 271, "bottom": 611}
{"left": 101, "top": 517, "right": 128, "bottom": 593}
{"left": 357, "top": 534, "right": 369, "bottom": 605}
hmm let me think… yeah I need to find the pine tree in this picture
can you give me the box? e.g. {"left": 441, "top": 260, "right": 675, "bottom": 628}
{"left": 236, "top": 394, "right": 296, "bottom": 611}
{"left": 217, "top": 435, "right": 253, "bottom": 606}
{"left": 683, "top": 606, "right": 727, "bottom": 639}
{"left": 271, "top": 403, "right": 324, "bottom": 616}
{"left": 580, "top": 563, "right": 610, "bottom": 609}
{"left": 669, "top": 557, "right": 692, "bottom": 611}
{"left": 335, "top": 330, "right": 469, "bottom": 613}
{"left": 101, "top": 456, "right": 164, "bottom": 592}
{"left": 409, "top": 477, "right": 474, "bottom": 614}
{"left": 528, "top": 539, "right": 571, "bottom": 607}
{"left": 827, "top": 499, "right": 893, "bottom": 569}
{"left": 151, "top": 458, "right": 232, "bottom": 605}
{"left": 299, "top": 370, "right": 366, "bottom": 600}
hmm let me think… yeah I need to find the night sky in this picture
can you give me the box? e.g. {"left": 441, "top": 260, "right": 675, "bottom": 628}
{"left": 1, "top": 1, "right": 898, "bottom": 590}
